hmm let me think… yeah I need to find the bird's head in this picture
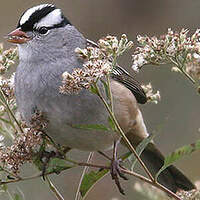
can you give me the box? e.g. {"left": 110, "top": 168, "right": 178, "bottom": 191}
{"left": 7, "top": 4, "right": 71, "bottom": 45}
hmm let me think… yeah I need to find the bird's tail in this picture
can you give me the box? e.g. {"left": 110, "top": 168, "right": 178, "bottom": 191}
{"left": 123, "top": 135, "right": 196, "bottom": 193}
{"left": 141, "top": 142, "right": 196, "bottom": 193}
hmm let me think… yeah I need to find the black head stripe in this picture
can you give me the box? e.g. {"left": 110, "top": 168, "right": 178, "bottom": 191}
{"left": 17, "top": 5, "right": 71, "bottom": 32}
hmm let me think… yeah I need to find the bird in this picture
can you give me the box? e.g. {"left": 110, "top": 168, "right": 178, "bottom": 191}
{"left": 7, "top": 3, "right": 195, "bottom": 194}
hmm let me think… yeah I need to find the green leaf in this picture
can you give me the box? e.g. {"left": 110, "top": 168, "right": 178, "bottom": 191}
{"left": 33, "top": 154, "right": 74, "bottom": 174}
{"left": 0, "top": 117, "right": 11, "bottom": 125}
{"left": 128, "top": 134, "right": 156, "bottom": 171}
{"left": 155, "top": 139, "right": 200, "bottom": 180}
{"left": 120, "top": 151, "right": 132, "bottom": 161}
{"left": 80, "top": 169, "right": 109, "bottom": 198}
{"left": 79, "top": 150, "right": 133, "bottom": 199}
{"left": 46, "top": 158, "right": 74, "bottom": 174}
{"left": 107, "top": 116, "right": 116, "bottom": 131}
{"left": 14, "top": 193, "right": 23, "bottom": 200}
{"left": 72, "top": 124, "right": 109, "bottom": 131}
{"left": 90, "top": 85, "right": 98, "bottom": 95}
{"left": 101, "top": 80, "right": 109, "bottom": 99}
{"left": 33, "top": 142, "right": 47, "bottom": 171}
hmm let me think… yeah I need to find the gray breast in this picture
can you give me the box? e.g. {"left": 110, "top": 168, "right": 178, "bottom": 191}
{"left": 15, "top": 57, "right": 117, "bottom": 151}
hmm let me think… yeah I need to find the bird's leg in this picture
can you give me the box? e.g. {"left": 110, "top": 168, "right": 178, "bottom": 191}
{"left": 40, "top": 150, "right": 56, "bottom": 180}
{"left": 97, "top": 150, "right": 112, "bottom": 161}
{"left": 39, "top": 146, "right": 71, "bottom": 179}
{"left": 110, "top": 140, "right": 128, "bottom": 195}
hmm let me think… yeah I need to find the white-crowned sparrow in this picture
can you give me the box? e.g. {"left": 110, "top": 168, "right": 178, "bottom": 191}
{"left": 7, "top": 4, "right": 195, "bottom": 193}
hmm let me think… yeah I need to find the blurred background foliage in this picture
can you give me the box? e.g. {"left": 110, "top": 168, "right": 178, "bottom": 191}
{"left": 0, "top": 0, "right": 200, "bottom": 199}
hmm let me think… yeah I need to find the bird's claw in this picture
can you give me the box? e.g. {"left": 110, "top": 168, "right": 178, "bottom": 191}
{"left": 110, "top": 141, "right": 128, "bottom": 195}
{"left": 39, "top": 149, "right": 67, "bottom": 180}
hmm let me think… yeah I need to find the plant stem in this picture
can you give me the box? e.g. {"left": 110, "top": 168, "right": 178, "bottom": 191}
{"left": 0, "top": 162, "right": 109, "bottom": 186}
{"left": 74, "top": 152, "right": 94, "bottom": 200}
{"left": 180, "top": 68, "right": 196, "bottom": 84}
{"left": 45, "top": 175, "right": 65, "bottom": 200}
{"left": 121, "top": 168, "right": 182, "bottom": 200}
{"left": 0, "top": 88, "right": 23, "bottom": 133}
{"left": 106, "top": 75, "right": 114, "bottom": 112}
{"left": 94, "top": 83, "right": 154, "bottom": 182}
{"left": 167, "top": 56, "right": 195, "bottom": 84}
{"left": 0, "top": 159, "right": 182, "bottom": 200}
{"left": 0, "top": 98, "right": 17, "bottom": 132}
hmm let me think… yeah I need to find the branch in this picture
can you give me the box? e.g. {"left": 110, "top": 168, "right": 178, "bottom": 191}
{"left": 0, "top": 159, "right": 182, "bottom": 200}
{"left": 46, "top": 176, "right": 65, "bottom": 200}
{"left": 121, "top": 168, "right": 182, "bottom": 200}
{"left": 74, "top": 152, "right": 94, "bottom": 200}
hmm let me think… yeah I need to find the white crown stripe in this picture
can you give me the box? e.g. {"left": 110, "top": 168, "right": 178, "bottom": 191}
{"left": 34, "top": 9, "right": 62, "bottom": 28}
{"left": 19, "top": 4, "right": 54, "bottom": 26}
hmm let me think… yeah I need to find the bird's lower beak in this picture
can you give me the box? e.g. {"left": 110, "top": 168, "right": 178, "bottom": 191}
{"left": 7, "top": 28, "right": 31, "bottom": 44}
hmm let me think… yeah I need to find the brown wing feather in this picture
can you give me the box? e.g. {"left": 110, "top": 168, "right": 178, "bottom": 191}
{"left": 111, "top": 66, "right": 147, "bottom": 104}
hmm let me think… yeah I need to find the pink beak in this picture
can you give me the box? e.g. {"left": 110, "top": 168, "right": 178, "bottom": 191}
{"left": 7, "top": 28, "right": 31, "bottom": 44}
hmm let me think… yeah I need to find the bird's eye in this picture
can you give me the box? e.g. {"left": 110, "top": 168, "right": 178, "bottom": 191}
{"left": 38, "top": 27, "right": 49, "bottom": 35}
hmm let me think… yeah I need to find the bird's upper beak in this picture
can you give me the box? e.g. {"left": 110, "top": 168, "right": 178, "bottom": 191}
{"left": 7, "top": 28, "right": 31, "bottom": 44}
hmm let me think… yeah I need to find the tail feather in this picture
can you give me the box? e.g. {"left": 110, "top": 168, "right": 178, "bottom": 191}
{"left": 122, "top": 134, "right": 196, "bottom": 193}
{"left": 141, "top": 142, "right": 196, "bottom": 193}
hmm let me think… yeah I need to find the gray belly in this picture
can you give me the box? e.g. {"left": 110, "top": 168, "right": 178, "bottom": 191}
{"left": 39, "top": 90, "right": 119, "bottom": 151}
{"left": 16, "top": 82, "right": 119, "bottom": 151}
{"left": 15, "top": 60, "right": 119, "bottom": 151}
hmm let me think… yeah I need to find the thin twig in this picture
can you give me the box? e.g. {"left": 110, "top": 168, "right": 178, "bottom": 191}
{"left": 0, "top": 88, "right": 24, "bottom": 133}
{"left": 64, "top": 157, "right": 110, "bottom": 169}
{"left": 121, "top": 168, "right": 182, "bottom": 200}
{"left": 74, "top": 152, "right": 94, "bottom": 200}
{"left": 97, "top": 151, "right": 112, "bottom": 161}
{"left": 45, "top": 175, "right": 65, "bottom": 200}
{"left": 167, "top": 56, "right": 195, "bottom": 84}
{"left": 0, "top": 162, "right": 110, "bottom": 186}
{"left": 0, "top": 97, "right": 17, "bottom": 132}
{"left": 106, "top": 75, "right": 114, "bottom": 112}
{"left": 0, "top": 160, "right": 182, "bottom": 200}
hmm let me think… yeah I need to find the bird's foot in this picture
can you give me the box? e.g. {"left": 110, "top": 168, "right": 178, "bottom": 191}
{"left": 110, "top": 140, "right": 128, "bottom": 195}
{"left": 39, "top": 146, "right": 71, "bottom": 179}
{"left": 40, "top": 150, "right": 56, "bottom": 179}
{"left": 110, "top": 157, "right": 128, "bottom": 195}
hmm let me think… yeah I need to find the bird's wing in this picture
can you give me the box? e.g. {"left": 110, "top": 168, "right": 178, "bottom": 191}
{"left": 111, "top": 66, "right": 147, "bottom": 104}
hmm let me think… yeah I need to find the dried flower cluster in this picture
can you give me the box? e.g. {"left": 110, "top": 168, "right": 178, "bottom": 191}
{"left": 0, "top": 44, "right": 49, "bottom": 175}
{"left": 132, "top": 28, "right": 200, "bottom": 81}
{"left": 0, "top": 111, "right": 49, "bottom": 174}
{"left": 142, "top": 83, "right": 161, "bottom": 104}
{"left": 0, "top": 43, "right": 18, "bottom": 74}
{"left": 27, "top": 110, "right": 49, "bottom": 131}
{"left": 186, "top": 53, "right": 200, "bottom": 80}
{"left": 0, "top": 129, "right": 42, "bottom": 174}
{"left": 60, "top": 35, "right": 133, "bottom": 94}
{"left": 176, "top": 189, "right": 200, "bottom": 200}
{"left": 60, "top": 50, "right": 112, "bottom": 94}
{"left": 134, "top": 182, "right": 200, "bottom": 200}
{"left": 98, "top": 34, "right": 133, "bottom": 58}
{"left": 0, "top": 73, "right": 15, "bottom": 100}
{"left": 0, "top": 45, "right": 17, "bottom": 112}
